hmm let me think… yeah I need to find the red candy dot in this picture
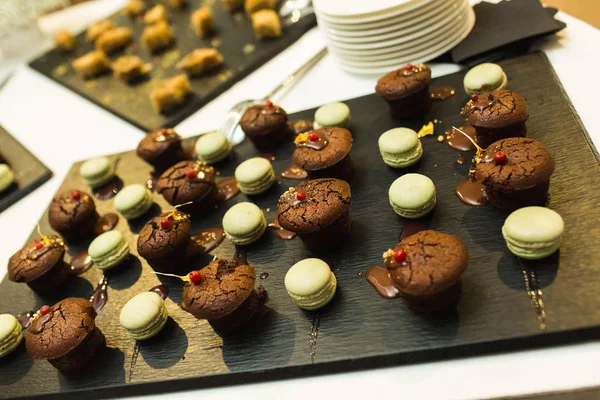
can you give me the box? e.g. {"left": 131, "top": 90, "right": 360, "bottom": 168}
{"left": 309, "top": 133, "right": 319, "bottom": 142}
{"left": 265, "top": 100, "right": 273, "bottom": 108}
{"left": 40, "top": 305, "right": 51, "bottom": 316}
{"left": 471, "top": 94, "right": 479, "bottom": 101}
{"left": 185, "top": 169, "right": 197, "bottom": 179}
{"left": 71, "top": 190, "right": 81, "bottom": 200}
{"left": 394, "top": 249, "right": 407, "bottom": 263}
{"left": 493, "top": 151, "right": 507, "bottom": 165}
{"left": 296, "top": 191, "right": 306, "bottom": 201}
{"left": 160, "top": 218, "right": 171, "bottom": 229}
{"left": 188, "top": 270, "right": 202, "bottom": 284}
{"left": 405, "top": 63, "right": 413, "bottom": 70}
{"left": 35, "top": 242, "right": 44, "bottom": 250}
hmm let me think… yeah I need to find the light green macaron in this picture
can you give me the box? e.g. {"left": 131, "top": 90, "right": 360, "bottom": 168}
{"left": 378, "top": 128, "right": 423, "bottom": 168}
{"left": 313, "top": 102, "right": 351, "bottom": 129}
{"left": 88, "top": 230, "right": 130, "bottom": 270}
{"left": 80, "top": 157, "right": 115, "bottom": 188}
{"left": 389, "top": 173, "right": 436, "bottom": 219}
{"left": 502, "top": 206, "right": 564, "bottom": 260}
{"left": 114, "top": 184, "right": 153, "bottom": 220}
{"left": 222, "top": 202, "right": 267, "bottom": 245}
{"left": 195, "top": 131, "right": 233, "bottom": 164}
{"left": 464, "top": 63, "right": 508, "bottom": 95}
{"left": 120, "top": 292, "right": 168, "bottom": 340}
{"left": 235, "top": 157, "right": 275, "bottom": 195}
{"left": 0, "top": 314, "right": 22, "bottom": 359}
{"left": 0, "top": 164, "right": 15, "bottom": 193}
{"left": 285, "top": 258, "right": 337, "bottom": 310}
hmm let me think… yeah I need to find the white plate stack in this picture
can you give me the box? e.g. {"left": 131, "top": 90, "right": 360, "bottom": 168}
{"left": 313, "top": 0, "right": 475, "bottom": 75}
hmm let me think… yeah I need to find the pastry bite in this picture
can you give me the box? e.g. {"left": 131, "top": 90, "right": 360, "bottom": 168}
{"left": 285, "top": 258, "right": 337, "bottom": 310}
{"left": 176, "top": 48, "right": 224, "bottom": 77}
{"left": 86, "top": 20, "right": 115, "bottom": 41}
{"left": 0, "top": 164, "right": 15, "bottom": 193}
{"left": 464, "top": 63, "right": 507, "bottom": 95}
{"left": 79, "top": 156, "right": 115, "bottom": 188}
{"left": 190, "top": 7, "right": 213, "bottom": 37}
{"left": 123, "top": 0, "right": 145, "bottom": 16}
{"left": 222, "top": 202, "right": 267, "bottom": 245}
{"left": 288, "top": 120, "right": 314, "bottom": 135}
{"left": 222, "top": 0, "right": 244, "bottom": 12}
{"left": 245, "top": 0, "right": 276, "bottom": 14}
{"left": 142, "top": 20, "right": 174, "bottom": 53}
{"left": 240, "top": 101, "right": 288, "bottom": 149}
{"left": 112, "top": 55, "right": 152, "bottom": 83}
{"left": 120, "top": 292, "right": 169, "bottom": 340}
{"left": 137, "top": 128, "right": 184, "bottom": 171}
{"left": 72, "top": 51, "right": 111, "bottom": 79}
{"left": 95, "top": 26, "right": 132, "bottom": 54}
{"left": 0, "top": 314, "right": 23, "bottom": 359}
{"left": 144, "top": 4, "right": 168, "bottom": 24}
{"left": 388, "top": 173, "right": 436, "bottom": 219}
{"left": 195, "top": 131, "right": 232, "bottom": 164}
{"left": 114, "top": 184, "right": 154, "bottom": 220}
{"left": 502, "top": 207, "right": 564, "bottom": 260}
{"left": 251, "top": 9, "right": 281, "bottom": 39}
{"left": 235, "top": 157, "right": 275, "bottom": 195}
{"left": 292, "top": 127, "right": 353, "bottom": 180}
{"left": 48, "top": 190, "right": 99, "bottom": 243}
{"left": 378, "top": 128, "right": 423, "bottom": 168}
{"left": 150, "top": 74, "right": 191, "bottom": 114}
{"left": 156, "top": 160, "right": 218, "bottom": 213}
{"left": 88, "top": 231, "right": 130, "bottom": 270}
{"left": 54, "top": 29, "right": 75, "bottom": 52}
{"left": 375, "top": 63, "right": 432, "bottom": 119}
{"left": 314, "top": 102, "right": 350, "bottom": 129}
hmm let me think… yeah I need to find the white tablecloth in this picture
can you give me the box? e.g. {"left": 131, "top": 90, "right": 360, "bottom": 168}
{"left": 0, "top": 1, "right": 599, "bottom": 399}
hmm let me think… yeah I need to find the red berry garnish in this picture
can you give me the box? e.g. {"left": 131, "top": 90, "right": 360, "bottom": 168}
{"left": 296, "top": 191, "right": 306, "bottom": 201}
{"left": 309, "top": 132, "right": 319, "bottom": 142}
{"left": 405, "top": 63, "right": 413, "bottom": 70}
{"left": 188, "top": 270, "right": 202, "bottom": 284}
{"left": 40, "top": 305, "right": 51, "bottom": 316}
{"left": 471, "top": 94, "right": 479, "bottom": 101}
{"left": 35, "top": 242, "right": 44, "bottom": 250}
{"left": 493, "top": 151, "right": 507, "bottom": 165}
{"left": 185, "top": 169, "right": 197, "bottom": 179}
{"left": 265, "top": 100, "right": 273, "bottom": 108}
{"left": 160, "top": 218, "right": 171, "bottom": 229}
{"left": 71, "top": 190, "right": 81, "bottom": 200}
{"left": 394, "top": 249, "right": 407, "bottom": 263}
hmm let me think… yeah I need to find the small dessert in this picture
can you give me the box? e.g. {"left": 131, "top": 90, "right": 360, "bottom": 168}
{"left": 461, "top": 90, "right": 529, "bottom": 147}
{"left": 144, "top": 4, "right": 168, "bottom": 24}
{"left": 195, "top": 131, "right": 232, "bottom": 164}
{"left": 48, "top": 190, "right": 99, "bottom": 242}
{"left": 245, "top": 0, "right": 276, "bottom": 14}
{"left": 114, "top": 184, "right": 153, "bottom": 220}
{"left": 277, "top": 178, "right": 351, "bottom": 250}
{"left": 385, "top": 230, "right": 468, "bottom": 312}
{"left": 0, "top": 314, "right": 23, "bottom": 359}
{"left": 156, "top": 161, "right": 218, "bottom": 212}
{"left": 314, "top": 102, "right": 350, "bottom": 129}
{"left": 235, "top": 157, "right": 275, "bottom": 195}
{"left": 137, "top": 128, "right": 184, "bottom": 171}
{"left": 289, "top": 120, "right": 314, "bottom": 135}
{"left": 142, "top": 21, "right": 174, "bottom": 53}
{"left": 176, "top": 48, "right": 224, "bottom": 77}
{"left": 375, "top": 63, "right": 432, "bottom": 119}
{"left": 0, "top": 164, "right": 15, "bottom": 193}
{"left": 167, "top": 0, "right": 187, "bottom": 8}
{"left": 180, "top": 258, "right": 263, "bottom": 332}
{"left": 292, "top": 127, "right": 353, "bottom": 180}
{"left": 88, "top": 231, "right": 130, "bottom": 270}
{"left": 7, "top": 235, "right": 69, "bottom": 294}
{"left": 120, "top": 292, "right": 168, "bottom": 340}
{"left": 112, "top": 55, "right": 152, "bottom": 83}
{"left": 388, "top": 173, "right": 436, "bottom": 219}
{"left": 86, "top": 20, "right": 115, "bottom": 41}
{"left": 79, "top": 156, "right": 115, "bottom": 188}
{"left": 72, "top": 51, "right": 111, "bottom": 79}
{"left": 26, "top": 298, "right": 106, "bottom": 374}
{"left": 240, "top": 101, "right": 288, "bottom": 149}
{"left": 502, "top": 207, "right": 564, "bottom": 260}
{"left": 474, "top": 137, "right": 554, "bottom": 211}
{"left": 285, "top": 258, "right": 337, "bottom": 310}
{"left": 190, "top": 7, "right": 213, "bottom": 38}
{"left": 223, "top": 0, "right": 244, "bottom": 12}
{"left": 150, "top": 74, "right": 191, "bottom": 114}
{"left": 251, "top": 9, "right": 281, "bottom": 39}
{"left": 124, "top": 0, "right": 145, "bottom": 16}
{"left": 95, "top": 27, "right": 132, "bottom": 54}
{"left": 378, "top": 127, "right": 423, "bottom": 168}
{"left": 54, "top": 29, "right": 75, "bottom": 52}
{"left": 464, "top": 63, "right": 507, "bottom": 95}
{"left": 222, "top": 202, "right": 267, "bottom": 245}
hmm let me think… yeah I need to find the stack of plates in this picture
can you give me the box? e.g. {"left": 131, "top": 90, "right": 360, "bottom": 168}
{"left": 313, "top": 0, "right": 475, "bottom": 75}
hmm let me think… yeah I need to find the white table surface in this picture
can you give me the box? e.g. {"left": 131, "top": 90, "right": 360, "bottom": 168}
{"left": 0, "top": 1, "right": 599, "bottom": 399}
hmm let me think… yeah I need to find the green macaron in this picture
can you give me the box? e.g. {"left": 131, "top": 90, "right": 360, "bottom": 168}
{"left": 235, "top": 157, "right": 275, "bottom": 195}
{"left": 502, "top": 206, "right": 564, "bottom": 260}
{"left": 79, "top": 157, "right": 115, "bottom": 188}
{"left": 313, "top": 102, "right": 351, "bottom": 129}
{"left": 222, "top": 202, "right": 267, "bottom": 245}
{"left": 88, "top": 230, "right": 130, "bottom": 270}
{"left": 389, "top": 173, "right": 436, "bottom": 219}
{"left": 195, "top": 131, "right": 233, "bottom": 164}
{"left": 464, "top": 63, "right": 508, "bottom": 95}
{"left": 114, "top": 184, "right": 153, "bottom": 220}
{"left": 378, "top": 128, "right": 423, "bottom": 168}
{"left": 0, "top": 314, "right": 22, "bottom": 359}
{"left": 285, "top": 258, "right": 337, "bottom": 310}
{"left": 120, "top": 292, "right": 168, "bottom": 340}
{"left": 0, "top": 164, "right": 15, "bottom": 193}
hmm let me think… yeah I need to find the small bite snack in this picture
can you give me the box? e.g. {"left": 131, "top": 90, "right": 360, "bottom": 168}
{"left": 277, "top": 178, "right": 351, "bottom": 250}
{"left": 54, "top": 29, "right": 75, "bottom": 52}
{"left": 235, "top": 157, "right": 275, "bottom": 195}
{"left": 95, "top": 27, "right": 132, "bottom": 54}
{"left": 464, "top": 63, "right": 507, "bottom": 95}
{"left": 176, "top": 48, "right": 224, "bottom": 77}
{"left": 150, "top": 74, "right": 191, "bottom": 114}
{"left": 49, "top": 190, "right": 99, "bottom": 242}
{"left": 502, "top": 207, "right": 564, "bottom": 260}
{"left": 251, "top": 9, "right": 281, "bottom": 39}
{"left": 144, "top": 4, "right": 168, "bottom": 24}
{"left": 314, "top": 102, "right": 350, "bottom": 129}
{"left": 86, "top": 20, "right": 115, "bottom": 41}
{"left": 120, "top": 292, "right": 168, "bottom": 340}
{"left": 385, "top": 230, "right": 468, "bottom": 312}
{"left": 389, "top": 173, "right": 436, "bottom": 219}
{"left": 112, "top": 55, "right": 152, "bottom": 83}
{"left": 461, "top": 90, "right": 529, "bottom": 147}
{"left": 292, "top": 127, "right": 353, "bottom": 180}
{"left": 26, "top": 298, "right": 106, "bottom": 374}
{"left": 142, "top": 21, "right": 174, "bottom": 53}
{"left": 79, "top": 156, "right": 115, "bottom": 188}
{"left": 289, "top": 120, "right": 314, "bottom": 135}
{"left": 156, "top": 161, "right": 218, "bottom": 212}
{"left": 190, "top": 7, "right": 213, "bottom": 37}
{"left": 222, "top": 202, "right": 267, "bottom": 245}
{"left": 72, "top": 51, "right": 111, "bottom": 79}
{"left": 137, "top": 128, "right": 184, "bottom": 171}
{"left": 124, "top": 0, "right": 145, "bottom": 16}
{"left": 0, "top": 164, "right": 15, "bottom": 193}
{"left": 222, "top": 0, "right": 244, "bottom": 12}
{"left": 378, "top": 127, "right": 423, "bottom": 168}
{"left": 375, "top": 63, "right": 432, "bottom": 119}
{"left": 285, "top": 258, "right": 337, "bottom": 310}
{"left": 240, "top": 101, "right": 289, "bottom": 149}
{"left": 114, "top": 184, "right": 153, "bottom": 220}
{"left": 88, "top": 231, "right": 130, "bottom": 270}
{"left": 0, "top": 314, "right": 23, "bottom": 359}
{"left": 195, "top": 131, "right": 232, "bottom": 164}
{"left": 245, "top": 0, "right": 276, "bottom": 14}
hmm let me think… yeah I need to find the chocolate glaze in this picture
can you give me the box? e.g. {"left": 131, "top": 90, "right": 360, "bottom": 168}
{"left": 146, "top": 172, "right": 160, "bottom": 191}
{"left": 187, "top": 162, "right": 216, "bottom": 183}
{"left": 399, "top": 219, "right": 429, "bottom": 241}
{"left": 154, "top": 128, "right": 179, "bottom": 142}
{"left": 456, "top": 154, "right": 466, "bottom": 165}
{"left": 295, "top": 131, "right": 328, "bottom": 150}
{"left": 366, "top": 266, "right": 400, "bottom": 299}
{"left": 461, "top": 92, "right": 499, "bottom": 116}
{"left": 94, "top": 213, "right": 119, "bottom": 235}
{"left": 70, "top": 250, "right": 94, "bottom": 275}
{"left": 288, "top": 120, "right": 313, "bottom": 135}
{"left": 233, "top": 246, "right": 248, "bottom": 266}
{"left": 216, "top": 176, "right": 240, "bottom": 201}
{"left": 267, "top": 217, "right": 297, "bottom": 240}
{"left": 281, "top": 164, "right": 308, "bottom": 180}
{"left": 397, "top": 64, "right": 427, "bottom": 77}
{"left": 430, "top": 86, "right": 456, "bottom": 100}
{"left": 279, "top": 189, "right": 308, "bottom": 207}
{"left": 30, "top": 311, "right": 53, "bottom": 334}
{"left": 456, "top": 179, "right": 488, "bottom": 206}
{"left": 446, "top": 125, "right": 477, "bottom": 152}
{"left": 259, "top": 272, "right": 269, "bottom": 280}
{"left": 149, "top": 284, "right": 169, "bottom": 300}
{"left": 90, "top": 275, "right": 109, "bottom": 312}
{"left": 93, "top": 178, "right": 123, "bottom": 200}
{"left": 26, "top": 236, "right": 64, "bottom": 260}
{"left": 194, "top": 227, "right": 226, "bottom": 253}
{"left": 16, "top": 311, "right": 33, "bottom": 329}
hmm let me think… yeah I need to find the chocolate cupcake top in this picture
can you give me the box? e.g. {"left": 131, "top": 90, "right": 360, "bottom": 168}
{"left": 180, "top": 258, "right": 256, "bottom": 320}
{"left": 136, "top": 128, "right": 183, "bottom": 166}
{"left": 8, "top": 236, "right": 66, "bottom": 283}
{"left": 292, "top": 128, "right": 353, "bottom": 172}
{"left": 375, "top": 64, "right": 432, "bottom": 100}
{"left": 137, "top": 211, "right": 191, "bottom": 259}
{"left": 277, "top": 178, "right": 351, "bottom": 234}
{"left": 460, "top": 90, "right": 529, "bottom": 129}
{"left": 156, "top": 161, "right": 216, "bottom": 206}
{"left": 26, "top": 298, "right": 96, "bottom": 360}
{"left": 474, "top": 137, "right": 555, "bottom": 190}
{"left": 239, "top": 103, "right": 288, "bottom": 137}
{"left": 385, "top": 230, "right": 468, "bottom": 296}
{"left": 48, "top": 190, "right": 96, "bottom": 233}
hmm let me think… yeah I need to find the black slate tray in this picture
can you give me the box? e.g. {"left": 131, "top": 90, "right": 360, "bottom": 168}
{"left": 2, "top": 52, "right": 600, "bottom": 399}
{"left": 28, "top": 0, "right": 316, "bottom": 132}
{"left": 0, "top": 125, "right": 52, "bottom": 213}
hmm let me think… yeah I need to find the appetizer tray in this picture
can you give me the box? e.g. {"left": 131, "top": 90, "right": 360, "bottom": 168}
{"left": 0, "top": 125, "right": 52, "bottom": 213}
{"left": 28, "top": 0, "right": 316, "bottom": 132}
{"left": 2, "top": 52, "right": 600, "bottom": 399}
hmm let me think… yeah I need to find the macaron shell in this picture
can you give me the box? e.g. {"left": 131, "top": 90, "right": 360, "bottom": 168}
{"left": 389, "top": 174, "right": 436, "bottom": 218}
{"left": 120, "top": 292, "right": 168, "bottom": 340}
{"left": 195, "top": 131, "right": 232, "bottom": 164}
{"left": 464, "top": 63, "right": 507, "bottom": 94}
{"left": 88, "top": 231, "right": 130, "bottom": 269}
{"left": 0, "top": 314, "right": 23, "bottom": 358}
{"left": 285, "top": 258, "right": 331, "bottom": 296}
{"left": 0, "top": 164, "right": 15, "bottom": 192}
{"left": 114, "top": 184, "right": 153, "bottom": 219}
{"left": 235, "top": 157, "right": 275, "bottom": 195}
{"left": 381, "top": 140, "right": 423, "bottom": 168}
{"left": 79, "top": 157, "right": 115, "bottom": 187}
{"left": 502, "top": 206, "right": 564, "bottom": 259}
{"left": 314, "top": 102, "right": 351, "bottom": 128}
{"left": 288, "top": 273, "right": 337, "bottom": 310}
{"left": 223, "top": 202, "right": 267, "bottom": 244}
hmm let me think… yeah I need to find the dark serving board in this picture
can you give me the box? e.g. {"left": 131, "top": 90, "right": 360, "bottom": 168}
{"left": 29, "top": 0, "right": 316, "bottom": 132}
{"left": 0, "top": 125, "right": 52, "bottom": 213}
{"left": 2, "top": 52, "right": 600, "bottom": 399}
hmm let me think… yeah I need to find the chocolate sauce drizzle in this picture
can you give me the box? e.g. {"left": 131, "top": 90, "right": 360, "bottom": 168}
{"left": 149, "top": 284, "right": 169, "bottom": 300}
{"left": 456, "top": 179, "right": 488, "bottom": 206}
{"left": 146, "top": 172, "right": 160, "bottom": 191}
{"left": 16, "top": 311, "right": 33, "bottom": 330}
{"left": 280, "top": 189, "right": 309, "bottom": 207}
{"left": 267, "top": 217, "right": 296, "bottom": 240}
{"left": 90, "top": 275, "right": 109, "bottom": 312}
{"left": 397, "top": 64, "right": 427, "bottom": 77}
{"left": 461, "top": 93, "right": 499, "bottom": 116}
{"left": 233, "top": 246, "right": 248, "bottom": 266}
{"left": 194, "top": 227, "right": 226, "bottom": 253}
{"left": 154, "top": 128, "right": 179, "bottom": 142}
{"left": 281, "top": 164, "right": 308, "bottom": 180}
{"left": 365, "top": 266, "right": 401, "bottom": 299}
{"left": 187, "top": 162, "right": 216, "bottom": 183}
{"left": 30, "top": 311, "right": 53, "bottom": 334}
{"left": 430, "top": 86, "right": 456, "bottom": 100}
{"left": 94, "top": 213, "right": 119, "bottom": 235}
{"left": 26, "top": 237, "right": 64, "bottom": 261}
{"left": 399, "top": 219, "right": 429, "bottom": 241}
{"left": 93, "top": 178, "right": 123, "bottom": 200}
{"left": 70, "top": 250, "right": 94, "bottom": 275}
{"left": 295, "top": 131, "right": 328, "bottom": 151}
{"left": 259, "top": 272, "right": 269, "bottom": 280}
{"left": 446, "top": 125, "right": 477, "bottom": 152}
{"left": 216, "top": 176, "right": 240, "bottom": 201}
{"left": 456, "top": 154, "right": 466, "bottom": 165}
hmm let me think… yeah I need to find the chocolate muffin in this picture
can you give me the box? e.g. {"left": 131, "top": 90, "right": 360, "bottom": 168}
{"left": 460, "top": 90, "right": 529, "bottom": 148}
{"left": 385, "top": 230, "right": 468, "bottom": 313}
{"left": 375, "top": 63, "right": 431, "bottom": 119}
{"left": 277, "top": 178, "right": 351, "bottom": 250}
{"left": 8, "top": 236, "right": 70, "bottom": 294}
{"left": 137, "top": 210, "right": 193, "bottom": 272}
{"left": 180, "top": 258, "right": 263, "bottom": 332}
{"left": 156, "top": 160, "right": 218, "bottom": 213}
{"left": 137, "top": 128, "right": 185, "bottom": 171}
{"left": 474, "top": 137, "right": 555, "bottom": 211}
{"left": 239, "top": 101, "right": 289, "bottom": 149}
{"left": 292, "top": 128, "right": 354, "bottom": 180}
{"left": 48, "top": 190, "right": 99, "bottom": 243}
{"left": 26, "top": 298, "right": 106, "bottom": 374}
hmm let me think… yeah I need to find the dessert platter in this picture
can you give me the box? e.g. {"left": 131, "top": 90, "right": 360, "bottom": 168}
{"left": 1, "top": 51, "right": 600, "bottom": 399}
